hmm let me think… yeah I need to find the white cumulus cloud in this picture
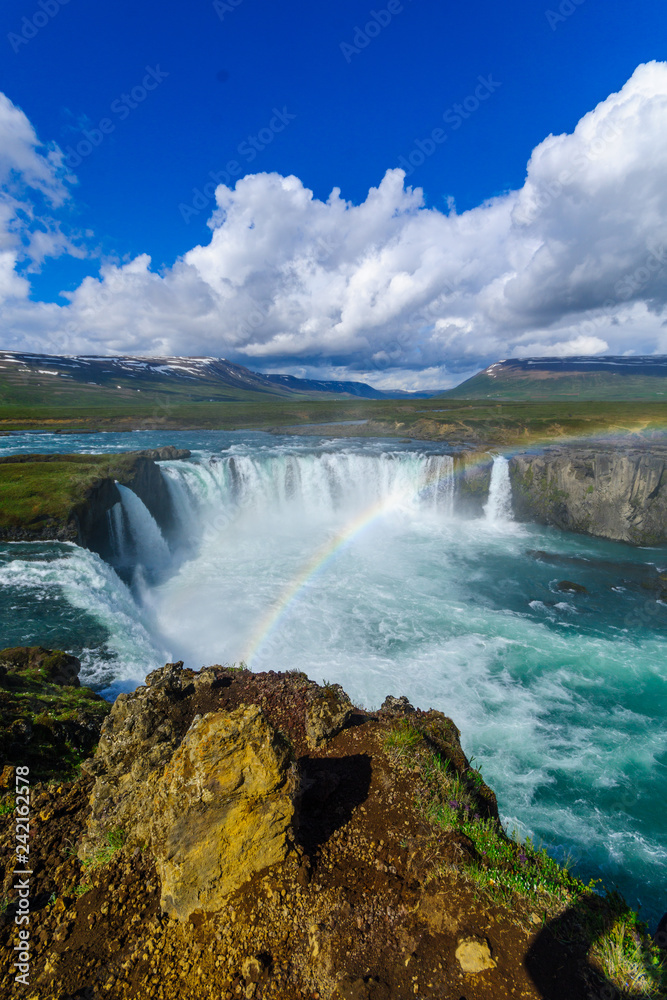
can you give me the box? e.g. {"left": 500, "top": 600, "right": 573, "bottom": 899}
{"left": 1, "top": 62, "right": 667, "bottom": 387}
{"left": 0, "top": 94, "right": 83, "bottom": 302}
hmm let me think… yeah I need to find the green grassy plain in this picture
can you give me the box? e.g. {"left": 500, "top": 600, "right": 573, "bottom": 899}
{"left": 1, "top": 396, "right": 665, "bottom": 448}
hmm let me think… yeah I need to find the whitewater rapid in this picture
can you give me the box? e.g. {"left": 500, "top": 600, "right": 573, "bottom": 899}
{"left": 0, "top": 430, "right": 665, "bottom": 924}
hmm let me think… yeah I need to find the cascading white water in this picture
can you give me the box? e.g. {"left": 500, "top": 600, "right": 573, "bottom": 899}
{"left": 483, "top": 456, "right": 513, "bottom": 522}
{"left": 107, "top": 502, "right": 128, "bottom": 564}
{"left": 116, "top": 483, "right": 171, "bottom": 573}
{"left": 160, "top": 451, "right": 455, "bottom": 531}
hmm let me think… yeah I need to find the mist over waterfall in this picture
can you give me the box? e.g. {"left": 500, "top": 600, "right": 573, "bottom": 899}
{"left": 1, "top": 430, "right": 666, "bottom": 925}
{"left": 159, "top": 450, "right": 456, "bottom": 540}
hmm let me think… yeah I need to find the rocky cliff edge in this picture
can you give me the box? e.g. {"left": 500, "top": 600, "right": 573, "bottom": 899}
{"left": 509, "top": 444, "right": 667, "bottom": 546}
{"left": 1, "top": 656, "right": 664, "bottom": 1000}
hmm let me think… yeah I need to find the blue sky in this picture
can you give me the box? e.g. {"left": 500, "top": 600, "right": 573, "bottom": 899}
{"left": 0, "top": 0, "right": 666, "bottom": 388}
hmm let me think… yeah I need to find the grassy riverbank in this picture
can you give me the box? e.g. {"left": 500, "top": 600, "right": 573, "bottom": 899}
{"left": 0, "top": 454, "right": 139, "bottom": 535}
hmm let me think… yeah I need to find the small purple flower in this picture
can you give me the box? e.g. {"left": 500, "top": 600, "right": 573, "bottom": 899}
{"left": 449, "top": 799, "right": 458, "bottom": 809}
{"left": 519, "top": 852, "right": 527, "bottom": 863}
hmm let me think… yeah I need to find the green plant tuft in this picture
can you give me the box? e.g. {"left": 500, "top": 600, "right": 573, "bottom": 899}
{"left": 0, "top": 794, "right": 15, "bottom": 816}
{"left": 384, "top": 719, "right": 423, "bottom": 758}
{"left": 82, "top": 827, "right": 126, "bottom": 871}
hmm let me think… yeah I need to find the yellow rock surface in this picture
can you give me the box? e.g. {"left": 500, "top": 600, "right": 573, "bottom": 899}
{"left": 455, "top": 937, "right": 497, "bottom": 974}
{"left": 150, "top": 706, "right": 293, "bottom": 921}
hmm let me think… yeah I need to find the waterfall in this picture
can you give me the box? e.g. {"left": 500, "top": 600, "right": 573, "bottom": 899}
{"left": 484, "top": 456, "right": 513, "bottom": 522}
{"left": 159, "top": 451, "right": 456, "bottom": 530}
{"left": 108, "top": 502, "right": 129, "bottom": 565}
{"left": 423, "top": 454, "right": 455, "bottom": 513}
{"left": 116, "top": 484, "right": 172, "bottom": 573}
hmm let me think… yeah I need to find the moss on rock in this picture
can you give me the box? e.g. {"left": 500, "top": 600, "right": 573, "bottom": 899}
{"left": 0, "top": 646, "right": 110, "bottom": 783}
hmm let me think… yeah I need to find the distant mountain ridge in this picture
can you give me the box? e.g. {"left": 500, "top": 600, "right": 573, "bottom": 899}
{"left": 262, "top": 372, "right": 436, "bottom": 399}
{"left": 443, "top": 356, "right": 667, "bottom": 400}
{"left": 0, "top": 351, "right": 438, "bottom": 401}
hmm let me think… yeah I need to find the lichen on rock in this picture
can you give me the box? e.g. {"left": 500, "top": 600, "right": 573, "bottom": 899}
{"left": 150, "top": 706, "right": 293, "bottom": 920}
{"left": 305, "top": 682, "right": 354, "bottom": 749}
{"left": 79, "top": 663, "right": 295, "bottom": 920}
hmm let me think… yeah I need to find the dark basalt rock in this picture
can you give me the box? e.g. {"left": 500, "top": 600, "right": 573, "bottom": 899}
{"left": 509, "top": 445, "right": 667, "bottom": 545}
{"left": 556, "top": 580, "right": 588, "bottom": 594}
{"left": 131, "top": 446, "right": 191, "bottom": 461}
{"left": 655, "top": 912, "right": 667, "bottom": 951}
{"left": 379, "top": 694, "right": 415, "bottom": 716}
{"left": 69, "top": 453, "right": 181, "bottom": 557}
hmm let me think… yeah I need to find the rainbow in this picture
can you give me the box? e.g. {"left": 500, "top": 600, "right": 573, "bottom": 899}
{"left": 241, "top": 423, "right": 666, "bottom": 667}
{"left": 242, "top": 456, "right": 462, "bottom": 666}
{"left": 242, "top": 497, "right": 396, "bottom": 666}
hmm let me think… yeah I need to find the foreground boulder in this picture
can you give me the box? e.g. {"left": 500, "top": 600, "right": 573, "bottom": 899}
{"left": 80, "top": 665, "right": 297, "bottom": 919}
{"left": 151, "top": 707, "right": 293, "bottom": 920}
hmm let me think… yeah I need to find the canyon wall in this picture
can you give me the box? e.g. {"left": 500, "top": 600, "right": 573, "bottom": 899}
{"left": 508, "top": 445, "right": 667, "bottom": 546}
{"left": 3, "top": 442, "right": 666, "bottom": 552}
